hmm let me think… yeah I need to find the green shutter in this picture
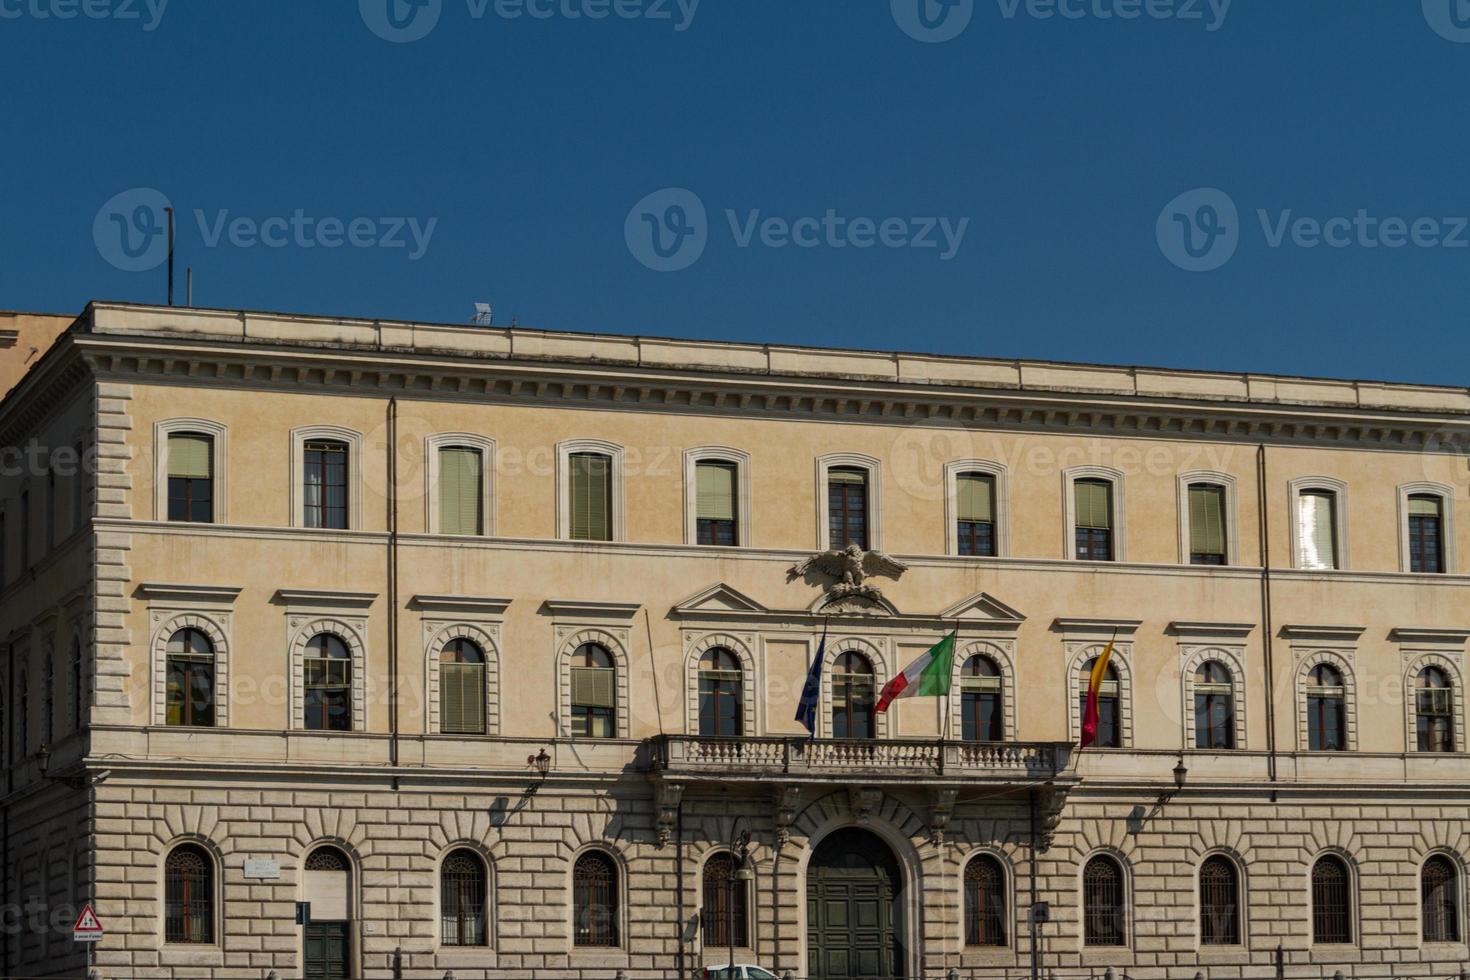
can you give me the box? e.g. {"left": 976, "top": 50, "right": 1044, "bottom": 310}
{"left": 1188, "top": 484, "right": 1226, "bottom": 556}
{"left": 1409, "top": 495, "right": 1442, "bottom": 518}
{"left": 168, "top": 434, "right": 212, "bottom": 479}
{"left": 828, "top": 468, "right": 865, "bottom": 485}
{"left": 956, "top": 473, "right": 994, "bottom": 523}
{"left": 572, "top": 667, "right": 615, "bottom": 708}
{"left": 570, "top": 454, "right": 612, "bottom": 541}
{"left": 696, "top": 462, "right": 737, "bottom": 521}
{"left": 439, "top": 448, "right": 483, "bottom": 536}
{"left": 1074, "top": 480, "right": 1112, "bottom": 530}
{"left": 441, "top": 663, "right": 484, "bottom": 734}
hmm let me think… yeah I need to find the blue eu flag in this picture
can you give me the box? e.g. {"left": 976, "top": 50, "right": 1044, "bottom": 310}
{"left": 795, "top": 626, "right": 827, "bottom": 737}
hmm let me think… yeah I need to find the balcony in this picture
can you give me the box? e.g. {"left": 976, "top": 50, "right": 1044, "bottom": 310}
{"left": 645, "top": 735, "right": 1072, "bottom": 786}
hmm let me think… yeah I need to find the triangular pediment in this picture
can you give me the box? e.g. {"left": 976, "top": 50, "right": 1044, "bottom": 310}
{"left": 672, "top": 583, "right": 770, "bottom": 616}
{"left": 938, "top": 592, "right": 1026, "bottom": 627}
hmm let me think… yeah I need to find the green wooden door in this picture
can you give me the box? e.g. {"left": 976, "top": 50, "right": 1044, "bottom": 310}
{"left": 806, "top": 828, "right": 903, "bottom": 980}
{"left": 304, "top": 921, "right": 350, "bottom": 980}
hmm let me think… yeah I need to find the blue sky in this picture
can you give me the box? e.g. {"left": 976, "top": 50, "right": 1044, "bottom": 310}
{"left": 3, "top": 1, "right": 1470, "bottom": 384}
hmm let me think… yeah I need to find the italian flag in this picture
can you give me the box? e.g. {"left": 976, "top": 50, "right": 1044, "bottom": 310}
{"left": 875, "top": 631, "right": 957, "bottom": 713}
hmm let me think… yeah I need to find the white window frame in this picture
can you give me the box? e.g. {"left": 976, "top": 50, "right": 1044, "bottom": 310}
{"left": 288, "top": 618, "right": 368, "bottom": 733}
{"left": 682, "top": 447, "right": 753, "bottom": 547}
{"left": 816, "top": 453, "right": 882, "bottom": 552}
{"left": 150, "top": 613, "right": 232, "bottom": 729}
{"left": 1403, "top": 653, "right": 1466, "bottom": 754}
{"left": 1063, "top": 465, "right": 1126, "bottom": 562}
{"left": 947, "top": 639, "right": 1018, "bottom": 743}
{"left": 1288, "top": 477, "right": 1349, "bottom": 571}
{"left": 153, "top": 418, "right": 229, "bottom": 523}
{"left": 1176, "top": 470, "right": 1240, "bottom": 566}
{"left": 426, "top": 623, "right": 501, "bottom": 737}
{"left": 1065, "top": 639, "right": 1134, "bottom": 748}
{"left": 945, "top": 460, "right": 1009, "bottom": 557}
{"left": 683, "top": 632, "right": 758, "bottom": 736}
{"left": 426, "top": 434, "right": 496, "bottom": 537}
{"left": 1296, "top": 650, "right": 1357, "bottom": 752}
{"left": 556, "top": 627, "right": 631, "bottom": 739}
{"left": 1397, "top": 482, "right": 1455, "bottom": 574}
{"left": 556, "top": 439, "right": 625, "bottom": 542}
{"left": 1180, "top": 646, "right": 1248, "bottom": 751}
{"left": 290, "top": 425, "right": 364, "bottom": 531}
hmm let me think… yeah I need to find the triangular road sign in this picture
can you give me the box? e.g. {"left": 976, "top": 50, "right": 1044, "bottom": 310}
{"left": 73, "top": 903, "right": 103, "bottom": 942}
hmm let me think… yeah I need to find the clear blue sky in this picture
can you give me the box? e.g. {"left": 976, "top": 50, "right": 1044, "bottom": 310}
{"left": 4, "top": 1, "right": 1470, "bottom": 385}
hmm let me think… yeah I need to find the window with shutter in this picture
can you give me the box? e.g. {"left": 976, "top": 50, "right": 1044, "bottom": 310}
{"left": 695, "top": 461, "right": 738, "bottom": 546}
{"left": 828, "top": 467, "right": 869, "bottom": 550}
{"left": 1298, "top": 490, "right": 1338, "bottom": 570}
{"left": 1188, "top": 484, "right": 1227, "bottom": 565}
{"left": 1074, "top": 479, "right": 1114, "bottom": 561}
{"left": 570, "top": 643, "right": 616, "bottom": 738}
{"left": 167, "top": 433, "right": 214, "bottom": 524}
{"left": 439, "top": 639, "right": 486, "bottom": 735}
{"left": 569, "top": 454, "right": 613, "bottom": 542}
{"left": 956, "top": 473, "right": 996, "bottom": 557}
{"left": 438, "top": 448, "right": 484, "bottom": 536}
{"left": 1408, "top": 494, "right": 1445, "bottom": 573}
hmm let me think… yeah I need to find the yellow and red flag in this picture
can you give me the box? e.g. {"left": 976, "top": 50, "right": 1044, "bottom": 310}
{"left": 1078, "top": 638, "right": 1115, "bottom": 750}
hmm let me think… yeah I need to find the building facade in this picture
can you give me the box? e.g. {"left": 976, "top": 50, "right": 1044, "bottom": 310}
{"left": 3, "top": 301, "right": 1470, "bottom": 979}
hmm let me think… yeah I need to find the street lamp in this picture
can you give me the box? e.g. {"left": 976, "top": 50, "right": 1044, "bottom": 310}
{"left": 727, "top": 818, "right": 753, "bottom": 973}
{"left": 527, "top": 748, "right": 551, "bottom": 779}
{"left": 1173, "top": 756, "right": 1189, "bottom": 793}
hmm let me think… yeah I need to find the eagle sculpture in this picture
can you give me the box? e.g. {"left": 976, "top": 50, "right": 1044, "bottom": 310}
{"left": 789, "top": 543, "right": 909, "bottom": 603}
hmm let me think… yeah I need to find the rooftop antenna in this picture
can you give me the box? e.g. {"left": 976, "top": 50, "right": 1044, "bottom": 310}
{"left": 472, "top": 302, "right": 494, "bottom": 327}
{"left": 164, "top": 207, "right": 176, "bottom": 306}
{"left": 186, "top": 267, "right": 193, "bottom": 308}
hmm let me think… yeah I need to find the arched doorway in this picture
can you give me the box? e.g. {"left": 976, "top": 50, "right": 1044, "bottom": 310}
{"left": 806, "top": 827, "right": 905, "bottom": 980}
{"left": 302, "top": 846, "right": 353, "bottom": 980}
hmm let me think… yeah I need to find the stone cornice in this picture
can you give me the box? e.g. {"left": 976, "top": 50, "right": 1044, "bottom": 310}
{"left": 1280, "top": 624, "right": 1368, "bottom": 642}
{"left": 410, "top": 594, "right": 513, "bottom": 616}
{"left": 1389, "top": 627, "right": 1470, "bottom": 646}
{"left": 540, "top": 599, "right": 643, "bottom": 619}
{"left": 1052, "top": 618, "right": 1143, "bottom": 636}
{"left": 136, "top": 583, "right": 244, "bottom": 605}
{"left": 1167, "top": 621, "right": 1256, "bottom": 638}
{"left": 273, "top": 589, "right": 378, "bottom": 609}
{"left": 66, "top": 309, "right": 1470, "bottom": 454}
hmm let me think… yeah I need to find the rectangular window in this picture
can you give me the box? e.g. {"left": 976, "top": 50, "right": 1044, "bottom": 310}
{"left": 304, "top": 658, "right": 351, "bottom": 732}
{"left": 167, "top": 434, "right": 215, "bottom": 524}
{"left": 956, "top": 473, "right": 996, "bottom": 557}
{"left": 695, "top": 461, "right": 739, "bottom": 546}
{"left": 1408, "top": 495, "right": 1444, "bottom": 574}
{"left": 1188, "top": 484, "right": 1227, "bottom": 565}
{"left": 571, "top": 666, "right": 615, "bottom": 737}
{"left": 827, "top": 468, "right": 869, "bottom": 550}
{"left": 569, "top": 453, "right": 613, "bottom": 542}
{"left": 1074, "top": 479, "right": 1113, "bottom": 561}
{"left": 1298, "top": 490, "right": 1338, "bottom": 570}
{"left": 438, "top": 447, "right": 484, "bottom": 536}
{"left": 303, "top": 441, "right": 349, "bottom": 530}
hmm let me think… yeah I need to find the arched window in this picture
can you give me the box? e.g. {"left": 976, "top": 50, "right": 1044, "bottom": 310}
{"left": 165, "top": 628, "right": 215, "bottom": 728}
{"left": 304, "top": 634, "right": 352, "bottom": 732}
{"left": 1422, "top": 855, "right": 1460, "bottom": 943}
{"left": 573, "top": 851, "right": 619, "bottom": 948}
{"left": 440, "top": 639, "right": 486, "bottom": 735}
{"left": 1311, "top": 856, "right": 1352, "bottom": 944}
{"left": 1082, "top": 856, "right": 1125, "bottom": 946}
{"left": 1078, "top": 659, "right": 1120, "bottom": 748}
{"left": 697, "top": 649, "right": 742, "bottom": 737}
{"left": 1306, "top": 664, "right": 1346, "bottom": 751}
{"left": 701, "top": 851, "right": 749, "bottom": 948}
{"left": 164, "top": 844, "right": 214, "bottom": 944}
{"left": 1199, "top": 856, "right": 1240, "bottom": 945}
{"left": 960, "top": 655, "right": 1003, "bottom": 743}
{"left": 570, "top": 643, "right": 616, "bottom": 738}
{"left": 1416, "top": 667, "right": 1455, "bottom": 753}
{"left": 831, "top": 652, "right": 875, "bottom": 740}
{"left": 440, "top": 849, "right": 488, "bottom": 947}
{"left": 1194, "top": 661, "right": 1234, "bottom": 749}
{"left": 964, "top": 855, "right": 1006, "bottom": 947}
